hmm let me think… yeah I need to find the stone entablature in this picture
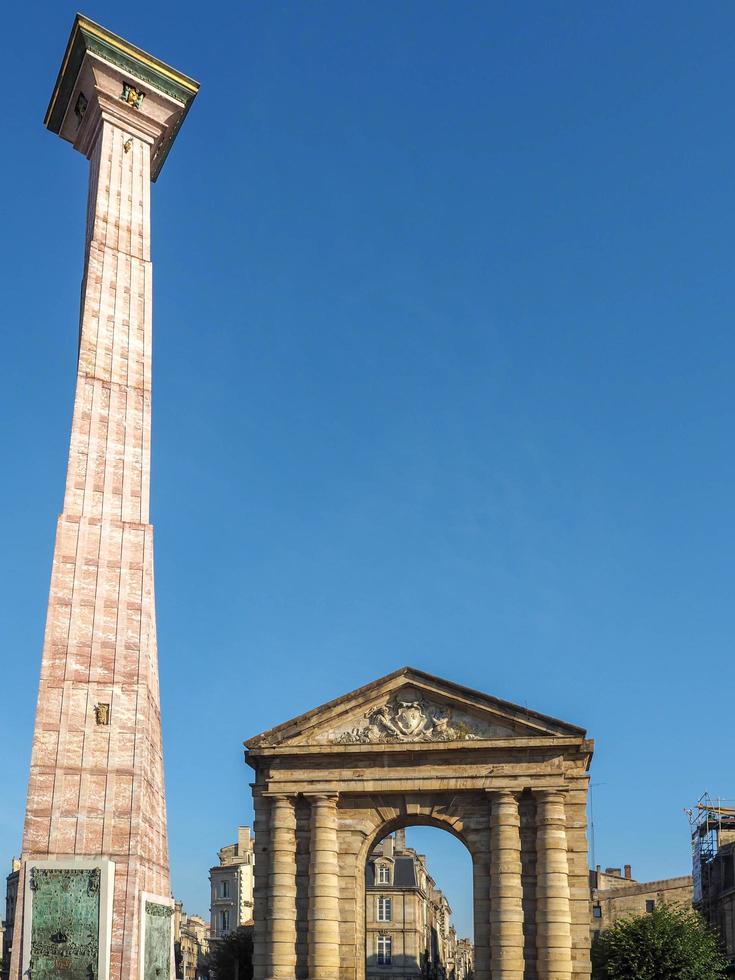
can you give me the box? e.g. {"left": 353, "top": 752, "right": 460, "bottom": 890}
{"left": 244, "top": 666, "right": 594, "bottom": 980}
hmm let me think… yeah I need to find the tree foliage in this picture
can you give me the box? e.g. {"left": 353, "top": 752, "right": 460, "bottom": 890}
{"left": 592, "top": 903, "right": 728, "bottom": 980}
{"left": 209, "top": 926, "right": 253, "bottom": 980}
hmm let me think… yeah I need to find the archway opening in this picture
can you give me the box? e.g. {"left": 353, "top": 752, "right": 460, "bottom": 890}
{"left": 365, "top": 825, "right": 475, "bottom": 980}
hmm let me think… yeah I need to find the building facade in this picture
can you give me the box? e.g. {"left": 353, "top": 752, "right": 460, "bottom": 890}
{"left": 0, "top": 861, "right": 20, "bottom": 980}
{"left": 453, "top": 937, "right": 474, "bottom": 979}
{"left": 365, "top": 829, "right": 473, "bottom": 979}
{"left": 690, "top": 799, "right": 735, "bottom": 965}
{"left": 696, "top": 840, "right": 735, "bottom": 962}
{"left": 210, "top": 826, "right": 255, "bottom": 939}
{"left": 589, "top": 864, "right": 692, "bottom": 939}
{"left": 174, "top": 901, "right": 210, "bottom": 980}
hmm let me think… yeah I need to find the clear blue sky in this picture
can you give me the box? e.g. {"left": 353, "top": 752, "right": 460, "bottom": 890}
{"left": 1, "top": 1, "right": 734, "bottom": 940}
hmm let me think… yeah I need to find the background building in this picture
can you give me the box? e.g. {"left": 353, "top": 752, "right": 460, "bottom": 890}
{"left": 210, "top": 826, "right": 255, "bottom": 939}
{"left": 0, "top": 860, "right": 19, "bottom": 980}
{"left": 689, "top": 795, "right": 735, "bottom": 965}
{"left": 589, "top": 863, "right": 692, "bottom": 940}
{"left": 174, "top": 901, "right": 210, "bottom": 980}
{"left": 365, "top": 829, "right": 473, "bottom": 979}
{"left": 453, "top": 936, "right": 474, "bottom": 979}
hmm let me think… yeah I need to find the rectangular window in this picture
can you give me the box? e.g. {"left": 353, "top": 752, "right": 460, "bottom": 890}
{"left": 377, "top": 934, "right": 392, "bottom": 965}
{"left": 592, "top": 905, "right": 602, "bottom": 919}
{"left": 377, "top": 897, "right": 392, "bottom": 922}
{"left": 377, "top": 865, "right": 390, "bottom": 884}
{"left": 724, "top": 858, "right": 734, "bottom": 890}
{"left": 220, "top": 910, "right": 230, "bottom": 934}
{"left": 221, "top": 880, "right": 229, "bottom": 899}
{"left": 646, "top": 900, "right": 655, "bottom": 913}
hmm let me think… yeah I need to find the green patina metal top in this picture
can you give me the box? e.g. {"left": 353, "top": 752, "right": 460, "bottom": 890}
{"left": 45, "top": 14, "right": 199, "bottom": 180}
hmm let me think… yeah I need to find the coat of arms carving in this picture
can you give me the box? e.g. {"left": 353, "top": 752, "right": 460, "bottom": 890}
{"left": 333, "top": 688, "right": 484, "bottom": 744}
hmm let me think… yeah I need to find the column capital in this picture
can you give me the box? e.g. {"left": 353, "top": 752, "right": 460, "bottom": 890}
{"left": 486, "top": 789, "right": 522, "bottom": 803}
{"left": 534, "top": 788, "right": 568, "bottom": 804}
{"left": 45, "top": 14, "right": 199, "bottom": 180}
{"left": 270, "top": 795, "right": 297, "bottom": 831}
{"left": 304, "top": 793, "right": 339, "bottom": 806}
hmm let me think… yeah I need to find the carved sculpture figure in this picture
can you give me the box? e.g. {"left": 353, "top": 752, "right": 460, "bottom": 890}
{"left": 94, "top": 703, "right": 110, "bottom": 726}
{"left": 121, "top": 82, "right": 145, "bottom": 109}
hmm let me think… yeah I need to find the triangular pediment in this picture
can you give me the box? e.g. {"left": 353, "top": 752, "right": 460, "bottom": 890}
{"left": 245, "top": 667, "right": 585, "bottom": 749}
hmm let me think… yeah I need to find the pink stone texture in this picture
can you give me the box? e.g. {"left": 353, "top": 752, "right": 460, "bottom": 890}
{"left": 11, "top": 117, "right": 170, "bottom": 980}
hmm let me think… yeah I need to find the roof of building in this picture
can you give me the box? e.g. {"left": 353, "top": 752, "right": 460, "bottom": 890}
{"left": 366, "top": 855, "right": 419, "bottom": 889}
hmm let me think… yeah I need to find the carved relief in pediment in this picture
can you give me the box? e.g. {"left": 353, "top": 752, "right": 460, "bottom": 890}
{"left": 304, "top": 686, "right": 517, "bottom": 745}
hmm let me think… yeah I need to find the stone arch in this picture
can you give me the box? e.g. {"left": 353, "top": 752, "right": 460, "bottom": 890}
{"left": 356, "top": 802, "right": 477, "bottom": 980}
{"left": 357, "top": 796, "right": 473, "bottom": 861}
{"left": 245, "top": 667, "right": 593, "bottom": 980}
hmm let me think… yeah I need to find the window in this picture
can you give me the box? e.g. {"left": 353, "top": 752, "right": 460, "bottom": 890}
{"left": 377, "top": 897, "right": 392, "bottom": 922}
{"left": 221, "top": 880, "right": 230, "bottom": 899}
{"left": 220, "top": 910, "right": 230, "bottom": 934}
{"left": 645, "top": 900, "right": 655, "bottom": 913}
{"left": 592, "top": 904, "right": 602, "bottom": 919}
{"left": 724, "top": 857, "right": 734, "bottom": 890}
{"left": 377, "top": 934, "right": 392, "bottom": 965}
{"left": 377, "top": 864, "right": 390, "bottom": 884}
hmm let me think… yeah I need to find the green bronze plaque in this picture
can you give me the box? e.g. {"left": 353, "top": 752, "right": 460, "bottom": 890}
{"left": 29, "top": 867, "right": 100, "bottom": 980}
{"left": 144, "top": 901, "right": 172, "bottom": 980}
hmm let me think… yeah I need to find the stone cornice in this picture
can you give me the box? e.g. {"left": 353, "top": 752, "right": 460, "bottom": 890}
{"left": 45, "top": 14, "right": 199, "bottom": 180}
{"left": 247, "top": 734, "right": 594, "bottom": 757}
{"left": 260, "top": 777, "right": 577, "bottom": 796}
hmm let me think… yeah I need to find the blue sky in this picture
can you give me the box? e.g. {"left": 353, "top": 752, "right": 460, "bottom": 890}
{"left": 1, "top": 2, "right": 734, "bottom": 940}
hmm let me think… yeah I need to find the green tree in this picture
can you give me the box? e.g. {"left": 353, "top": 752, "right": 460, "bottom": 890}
{"left": 209, "top": 926, "right": 253, "bottom": 980}
{"left": 592, "top": 903, "right": 728, "bottom": 980}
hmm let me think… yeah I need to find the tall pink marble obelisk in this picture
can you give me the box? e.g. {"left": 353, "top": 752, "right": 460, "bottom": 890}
{"left": 10, "top": 16, "right": 198, "bottom": 980}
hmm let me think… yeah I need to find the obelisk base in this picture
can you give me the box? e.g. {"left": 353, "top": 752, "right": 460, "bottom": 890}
{"left": 19, "top": 858, "right": 115, "bottom": 979}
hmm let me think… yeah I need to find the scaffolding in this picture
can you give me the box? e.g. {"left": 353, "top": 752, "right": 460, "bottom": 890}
{"left": 686, "top": 793, "right": 735, "bottom": 919}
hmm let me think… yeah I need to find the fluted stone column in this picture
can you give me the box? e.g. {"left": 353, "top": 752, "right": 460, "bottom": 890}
{"left": 252, "top": 794, "right": 271, "bottom": 980}
{"left": 536, "top": 791, "right": 573, "bottom": 980}
{"left": 490, "top": 791, "right": 525, "bottom": 980}
{"left": 472, "top": 846, "right": 491, "bottom": 978}
{"left": 307, "top": 794, "right": 341, "bottom": 980}
{"left": 268, "top": 795, "right": 298, "bottom": 980}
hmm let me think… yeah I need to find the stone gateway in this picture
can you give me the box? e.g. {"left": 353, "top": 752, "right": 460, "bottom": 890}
{"left": 245, "top": 667, "right": 594, "bottom": 980}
